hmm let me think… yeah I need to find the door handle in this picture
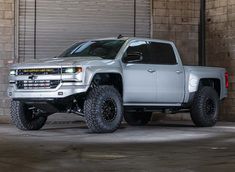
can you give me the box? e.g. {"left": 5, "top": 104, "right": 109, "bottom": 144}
{"left": 176, "top": 70, "right": 183, "bottom": 74}
{"left": 147, "top": 69, "right": 156, "bottom": 73}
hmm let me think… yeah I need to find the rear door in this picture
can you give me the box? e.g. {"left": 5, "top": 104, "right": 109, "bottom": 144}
{"left": 148, "top": 41, "right": 185, "bottom": 103}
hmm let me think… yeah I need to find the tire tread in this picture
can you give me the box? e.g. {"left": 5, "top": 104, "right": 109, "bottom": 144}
{"left": 190, "top": 86, "right": 219, "bottom": 127}
{"left": 84, "top": 85, "right": 123, "bottom": 133}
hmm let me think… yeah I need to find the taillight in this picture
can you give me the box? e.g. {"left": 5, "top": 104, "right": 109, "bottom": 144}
{"left": 225, "top": 72, "right": 229, "bottom": 89}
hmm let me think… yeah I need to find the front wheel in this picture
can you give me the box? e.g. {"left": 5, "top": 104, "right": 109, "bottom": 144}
{"left": 10, "top": 100, "right": 48, "bottom": 130}
{"left": 84, "top": 86, "right": 123, "bottom": 133}
{"left": 124, "top": 112, "right": 152, "bottom": 126}
{"left": 190, "top": 86, "right": 219, "bottom": 127}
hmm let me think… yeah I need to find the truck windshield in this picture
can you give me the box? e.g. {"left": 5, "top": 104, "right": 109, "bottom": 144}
{"left": 59, "top": 40, "right": 125, "bottom": 59}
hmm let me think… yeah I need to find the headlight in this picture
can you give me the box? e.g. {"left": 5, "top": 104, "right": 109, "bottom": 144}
{"left": 9, "top": 70, "right": 16, "bottom": 76}
{"left": 62, "top": 67, "right": 82, "bottom": 74}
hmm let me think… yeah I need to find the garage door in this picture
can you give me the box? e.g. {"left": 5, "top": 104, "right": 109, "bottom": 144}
{"left": 18, "top": 0, "right": 151, "bottom": 61}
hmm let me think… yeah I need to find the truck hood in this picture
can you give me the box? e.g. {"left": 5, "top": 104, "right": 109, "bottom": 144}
{"left": 11, "top": 56, "right": 105, "bottom": 69}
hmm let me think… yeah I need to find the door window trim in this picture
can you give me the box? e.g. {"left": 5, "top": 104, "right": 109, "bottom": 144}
{"left": 122, "top": 40, "right": 179, "bottom": 65}
{"left": 121, "top": 40, "right": 148, "bottom": 64}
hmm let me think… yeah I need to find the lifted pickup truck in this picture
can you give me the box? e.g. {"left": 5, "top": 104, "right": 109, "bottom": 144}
{"left": 8, "top": 37, "right": 228, "bottom": 133}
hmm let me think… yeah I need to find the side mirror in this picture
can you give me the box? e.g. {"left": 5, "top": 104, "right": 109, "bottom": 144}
{"left": 124, "top": 52, "right": 143, "bottom": 63}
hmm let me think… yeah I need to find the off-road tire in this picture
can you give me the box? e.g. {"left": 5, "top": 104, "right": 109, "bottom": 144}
{"left": 190, "top": 86, "right": 219, "bottom": 127}
{"left": 84, "top": 85, "right": 123, "bottom": 133}
{"left": 11, "top": 100, "right": 47, "bottom": 130}
{"left": 124, "top": 112, "right": 152, "bottom": 126}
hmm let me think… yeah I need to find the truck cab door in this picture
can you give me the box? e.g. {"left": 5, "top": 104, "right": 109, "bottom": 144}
{"left": 148, "top": 41, "right": 185, "bottom": 104}
{"left": 122, "top": 40, "right": 157, "bottom": 103}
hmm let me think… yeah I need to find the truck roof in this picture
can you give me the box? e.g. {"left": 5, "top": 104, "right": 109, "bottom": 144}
{"left": 92, "top": 37, "right": 174, "bottom": 44}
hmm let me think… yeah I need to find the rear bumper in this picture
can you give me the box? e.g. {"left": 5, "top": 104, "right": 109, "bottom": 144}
{"left": 8, "top": 84, "right": 89, "bottom": 99}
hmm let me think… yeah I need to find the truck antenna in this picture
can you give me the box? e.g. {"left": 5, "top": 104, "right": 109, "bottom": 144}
{"left": 117, "top": 34, "right": 124, "bottom": 39}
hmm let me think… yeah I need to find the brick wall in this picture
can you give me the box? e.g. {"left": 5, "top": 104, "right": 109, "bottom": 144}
{"left": 206, "top": 0, "right": 235, "bottom": 120}
{"left": 152, "top": 0, "right": 235, "bottom": 121}
{"left": 0, "top": 0, "right": 14, "bottom": 116}
{"left": 152, "top": 0, "right": 200, "bottom": 65}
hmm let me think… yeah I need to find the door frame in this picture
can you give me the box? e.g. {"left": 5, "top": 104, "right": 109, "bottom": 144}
{"left": 14, "top": 0, "right": 19, "bottom": 63}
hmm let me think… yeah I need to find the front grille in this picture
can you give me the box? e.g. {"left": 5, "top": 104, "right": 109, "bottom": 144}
{"left": 18, "top": 68, "right": 61, "bottom": 75}
{"left": 16, "top": 80, "right": 60, "bottom": 89}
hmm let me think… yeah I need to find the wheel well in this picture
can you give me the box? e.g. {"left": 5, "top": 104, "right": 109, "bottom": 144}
{"left": 90, "top": 73, "right": 123, "bottom": 96}
{"left": 199, "top": 78, "right": 221, "bottom": 96}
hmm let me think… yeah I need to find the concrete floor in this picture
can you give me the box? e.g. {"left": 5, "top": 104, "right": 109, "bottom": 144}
{"left": 0, "top": 114, "right": 235, "bottom": 172}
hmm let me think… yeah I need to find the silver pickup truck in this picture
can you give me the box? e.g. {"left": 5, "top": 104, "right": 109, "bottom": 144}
{"left": 8, "top": 37, "right": 228, "bottom": 133}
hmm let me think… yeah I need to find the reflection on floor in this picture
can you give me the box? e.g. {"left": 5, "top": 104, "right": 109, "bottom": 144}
{"left": 0, "top": 114, "right": 235, "bottom": 171}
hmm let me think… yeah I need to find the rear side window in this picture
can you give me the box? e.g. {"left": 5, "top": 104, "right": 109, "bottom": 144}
{"left": 149, "top": 42, "right": 177, "bottom": 65}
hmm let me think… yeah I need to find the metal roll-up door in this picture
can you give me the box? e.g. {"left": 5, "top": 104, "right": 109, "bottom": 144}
{"left": 18, "top": 0, "right": 151, "bottom": 61}
{"left": 18, "top": 0, "right": 35, "bottom": 62}
{"left": 136, "top": 0, "right": 151, "bottom": 38}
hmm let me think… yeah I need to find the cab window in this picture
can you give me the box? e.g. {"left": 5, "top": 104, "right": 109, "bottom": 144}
{"left": 148, "top": 42, "right": 177, "bottom": 65}
{"left": 123, "top": 41, "right": 150, "bottom": 63}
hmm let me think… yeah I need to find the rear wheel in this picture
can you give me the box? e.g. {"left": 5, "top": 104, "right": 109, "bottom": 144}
{"left": 124, "top": 112, "right": 152, "bottom": 126}
{"left": 190, "top": 86, "right": 219, "bottom": 127}
{"left": 10, "top": 100, "right": 48, "bottom": 130}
